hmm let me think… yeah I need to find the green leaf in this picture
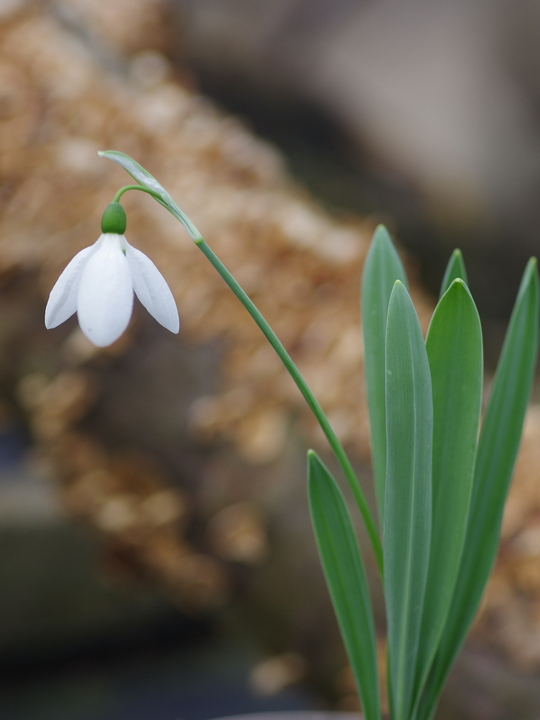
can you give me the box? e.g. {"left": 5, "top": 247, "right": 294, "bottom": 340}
{"left": 412, "top": 280, "right": 482, "bottom": 713}
{"left": 98, "top": 150, "right": 201, "bottom": 240}
{"left": 416, "top": 258, "right": 539, "bottom": 720}
{"left": 384, "top": 281, "right": 432, "bottom": 720}
{"left": 308, "top": 450, "right": 381, "bottom": 720}
{"left": 439, "top": 249, "right": 468, "bottom": 298}
{"left": 361, "top": 226, "right": 407, "bottom": 523}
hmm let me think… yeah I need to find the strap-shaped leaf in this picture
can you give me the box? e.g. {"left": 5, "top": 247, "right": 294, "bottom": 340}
{"left": 416, "top": 258, "right": 539, "bottom": 720}
{"left": 412, "top": 280, "right": 482, "bottom": 714}
{"left": 384, "top": 281, "right": 432, "bottom": 720}
{"left": 98, "top": 150, "right": 201, "bottom": 240}
{"left": 361, "top": 226, "right": 407, "bottom": 523}
{"left": 308, "top": 450, "right": 381, "bottom": 720}
{"left": 439, "top": 249, "right": 468, "bottom": 298}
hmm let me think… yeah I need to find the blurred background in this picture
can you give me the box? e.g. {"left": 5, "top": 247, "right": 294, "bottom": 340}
{"left": 2, "top": 1, "right": 540, "bottom": 719}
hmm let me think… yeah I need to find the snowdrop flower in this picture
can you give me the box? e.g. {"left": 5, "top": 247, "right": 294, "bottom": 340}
{"left": 45, "top": 202, "right": 179, "bottom": 347}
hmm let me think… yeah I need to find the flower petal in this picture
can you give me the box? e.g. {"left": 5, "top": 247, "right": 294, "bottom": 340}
{"left": 125, "top": 242, "right": 180, "bottom": 333}
{"left": 77, "top": 234, "right": 134, "bottom": 347}
{"left": 45, "top": 245, "right": 97, "bottom": 329}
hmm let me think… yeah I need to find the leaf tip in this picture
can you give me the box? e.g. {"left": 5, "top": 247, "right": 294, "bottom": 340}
{"left": 449, "top": 277, "right": 467, "bottom": 291}
{"left": 307, "top": 449, "right": 324, "bottom": 470}
{"left": 521, "top": 257, "right": 540, "bottom": 295}
{"left": 389, "top": 278, "right": 407, "bottom": 303}
{"left": 372, "top": 224, "right": 392, "bottom": 247}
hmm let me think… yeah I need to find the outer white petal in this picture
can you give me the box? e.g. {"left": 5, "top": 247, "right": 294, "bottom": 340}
{"left": 77, "top": 234, "right": 134, "bottom": 347}
{"left": 124, "top": 241, "right": 180, "bottom": 333}
{"left": 45, "top": 244, "right": 97, "bottom": 329}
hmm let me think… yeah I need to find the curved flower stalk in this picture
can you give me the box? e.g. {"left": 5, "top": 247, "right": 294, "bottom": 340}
{"left": 94, "top": 152, "right": 384, "bottom": 574}
{"left": 45, "top": 202, "right": 179, "bottom": 347}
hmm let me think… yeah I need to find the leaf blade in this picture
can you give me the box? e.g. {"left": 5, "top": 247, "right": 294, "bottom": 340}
{"left": 384, "top": 281, "right": 432, "bottom": 720}
{"left": 308, "top": 450, "right": 381, "bottom": 720}
{"left": 361, "top": 226, "right": 408, "bottom": 523}
{"left": 412, "top": 279, "right": 483, "bottom": 711}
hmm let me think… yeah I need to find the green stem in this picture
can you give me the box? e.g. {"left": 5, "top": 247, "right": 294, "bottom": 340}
{"left": 114, "top": 185, "right": 161, "bottom": 203}
{"left": 195, "top": 236, "right": 383, "bottom": 574}
{"left": 110, "top": 179, "right": 383, "bottom": 574}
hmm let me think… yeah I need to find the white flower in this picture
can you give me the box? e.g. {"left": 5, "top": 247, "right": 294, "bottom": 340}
{"left": 45, "top": 233, "right": 179, "bottom": 347}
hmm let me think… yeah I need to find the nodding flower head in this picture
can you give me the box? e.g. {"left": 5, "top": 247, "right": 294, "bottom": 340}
{"left": 45, "top": 202, "right": 179, "bottom": 347}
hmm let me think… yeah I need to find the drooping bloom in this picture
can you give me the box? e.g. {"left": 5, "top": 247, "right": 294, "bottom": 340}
{"left": 45, "top": 203, "right": 179, "bottom": 347}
